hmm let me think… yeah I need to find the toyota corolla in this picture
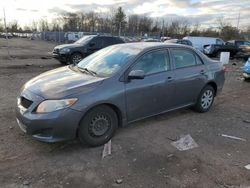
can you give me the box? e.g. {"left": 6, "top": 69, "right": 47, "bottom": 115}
{"left": 16, "top": 43, "right": 225, "bottom": 146}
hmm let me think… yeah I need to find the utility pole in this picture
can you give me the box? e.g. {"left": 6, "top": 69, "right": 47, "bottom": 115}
{"left": 237, "top": 11, "right": 240, "bottom": 30}
{"left": 3, "top": 7, "right": 10, "bottom": 58}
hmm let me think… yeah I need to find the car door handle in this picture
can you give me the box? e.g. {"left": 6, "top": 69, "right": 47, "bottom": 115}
{"left": 167, "top": 76, "right": 174, "bottom": 81}
{"left": 200, "top": 70, "right": 205, "bottom": 74}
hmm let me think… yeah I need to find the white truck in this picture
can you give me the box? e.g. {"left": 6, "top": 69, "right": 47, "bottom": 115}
{"left": 183, "top": 36, "right": 224, "bottom": 51}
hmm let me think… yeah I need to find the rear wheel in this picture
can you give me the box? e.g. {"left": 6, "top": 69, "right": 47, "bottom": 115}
{"left": 193, "top": 85, "right": 215, "bottom": 113}
{"left": 78, "top": 105, "right": 118, "bottom": 147}
{"left": 70, "top": 52, "right": 83, "bottom": 64}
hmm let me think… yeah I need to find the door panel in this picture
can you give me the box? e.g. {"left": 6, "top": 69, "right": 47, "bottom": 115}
{"left": 125, "top": 49, "right": 175, "bottom": 122}
{"left": 170, "top": 48, "right": 207, "bottom": 107}
{"left": 173, "top": 65, "right": 206, "bottom": 107}
{"left": 125, "top": 71, "right": 175, "bottom": 121}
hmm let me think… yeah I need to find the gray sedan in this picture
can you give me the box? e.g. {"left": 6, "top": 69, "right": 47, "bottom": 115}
{"left": 16, "top": 43, "right": 225, "bottom": 146}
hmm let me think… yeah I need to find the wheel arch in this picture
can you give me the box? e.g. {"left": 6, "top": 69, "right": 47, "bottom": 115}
{"left": 76, "top": 103, "right": 124, "bottom": 137}
{"left": 206, "top": 81, "right": 218, "bottom": 96}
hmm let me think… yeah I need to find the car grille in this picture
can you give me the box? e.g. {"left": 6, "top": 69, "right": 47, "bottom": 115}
{"left": 20, "top": 97, "right": 33, "bottom": 109}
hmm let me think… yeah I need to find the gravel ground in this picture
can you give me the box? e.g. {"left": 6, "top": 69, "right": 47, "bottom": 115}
{"left": 0, "top": 38, "right": 250, "bottom": 188}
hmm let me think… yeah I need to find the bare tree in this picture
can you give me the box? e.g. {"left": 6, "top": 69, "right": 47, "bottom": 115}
{"left": 8, "top": 20, "right": 19, "bottom": 32}
{"left": 86, "top": 12, "right": 99, "bottom": 32}
{"left": 39, "top": 19, "right": 49, "bottom": 31}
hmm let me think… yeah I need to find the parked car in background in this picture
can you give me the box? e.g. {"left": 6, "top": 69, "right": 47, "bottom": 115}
{"left": 17, "top": 43, "right": 225, "bottom": 147}
{"left": 203, "top": 43, "right": 239, "bottom": 58}
{"left": 183, "top": 36, "right": 224, "bottom": 51}
{"left": 52, "top": 35, "right": 125, "bottom": 64}
{"left": 227, "top": 40, "right": 250, "bottom": 60}
{"left": 0, "top": 33, "right": 13, "bottom": 39}
{"left": 243, "top": 57, "right": 250, "bottom": 80}
{"left": 204, "top": 40, "right": 250, "bottom": 59}
{"left": 142, "top": 38, "right": 161, "bottom": 42}
{"left": 165, "top": 39, "right": 193, "bottom": 46}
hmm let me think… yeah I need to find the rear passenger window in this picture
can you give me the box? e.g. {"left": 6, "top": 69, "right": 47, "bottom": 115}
{"left": 171, "top": 49, "right": 196, "bottom": 69}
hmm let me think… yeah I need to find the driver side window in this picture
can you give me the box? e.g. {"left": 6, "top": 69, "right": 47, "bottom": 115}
{"left": 132, "top": 50, "right": 170, "bottom": 76}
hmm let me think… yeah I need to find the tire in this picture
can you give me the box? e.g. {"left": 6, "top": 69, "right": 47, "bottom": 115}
{"left": 78, "top": 105, "right": 118, "bottom": 147}
{"left": 193, "top": 85, "right": 215, "bottom": 113}
{"left": 70, "top": 52, "right": 83, "bottom": 64}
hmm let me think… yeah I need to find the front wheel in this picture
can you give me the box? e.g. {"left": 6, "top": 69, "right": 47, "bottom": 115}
{"left": 70, "top": 53, "right": 83, "bottom": 64}
{"left": 193, "top": 85, "right": 215, "bottom": 113}
{"left": 78, "top": 105, "right": 118, "bottom": 147}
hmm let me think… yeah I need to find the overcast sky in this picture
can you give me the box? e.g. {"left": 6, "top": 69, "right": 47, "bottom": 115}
{"left": 0, "top": 0, "right": 249, "bottom": 29}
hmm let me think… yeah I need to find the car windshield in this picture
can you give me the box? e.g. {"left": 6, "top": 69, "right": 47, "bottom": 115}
{"left": 77, "top": 45, "right": 140, "bottom": 77}
{"left": 75, "top": 35, "right": 95, "bottom": 44}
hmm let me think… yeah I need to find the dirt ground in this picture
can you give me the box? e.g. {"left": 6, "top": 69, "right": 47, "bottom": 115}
{"left": 0, "top": 38, "right": 250, "bottom": 188}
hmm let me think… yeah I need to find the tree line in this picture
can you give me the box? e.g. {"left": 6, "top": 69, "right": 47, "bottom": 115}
{"left": 1, "top": 7, "right": 250, "bottom": 41}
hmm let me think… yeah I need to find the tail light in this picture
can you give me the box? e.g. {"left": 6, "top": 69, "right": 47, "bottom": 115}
{"left": 223, "top": 66, "right": 229, "bottom": 72}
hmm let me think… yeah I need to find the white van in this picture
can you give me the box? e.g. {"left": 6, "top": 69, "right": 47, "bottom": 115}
{"left": 65, "top": 32, "right": 84, "bottom": 42}
{"left": 183, "top": 36, "right": 224, "bottom": 51}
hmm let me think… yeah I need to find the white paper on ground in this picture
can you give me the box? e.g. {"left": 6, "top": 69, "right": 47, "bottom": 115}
{"left": 102, "top": 140, "right": 111, "bottom": 158}
{"left": 171, "top": 134, "right": 198, "bottom": 151}
{"left": 245, "top": 164, "right": 250, "bottom": 170}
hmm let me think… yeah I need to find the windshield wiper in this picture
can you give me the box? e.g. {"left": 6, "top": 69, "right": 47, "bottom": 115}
{"left": 77, "top": 67, "right": 97, "bottom": 76}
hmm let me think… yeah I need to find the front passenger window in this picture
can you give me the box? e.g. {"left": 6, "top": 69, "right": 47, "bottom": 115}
{"left": 132, "top": 50, "right": 170, "bottom": 75}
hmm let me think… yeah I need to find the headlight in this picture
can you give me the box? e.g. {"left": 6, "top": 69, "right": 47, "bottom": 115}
{"left": 60, "top": 48, "right": 70, "bottom": 53}
{"left": 36, "top": 98, "right": 77, "bottom": 113}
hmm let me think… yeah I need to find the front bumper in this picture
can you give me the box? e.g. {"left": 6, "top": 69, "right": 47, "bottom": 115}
{"left": 243, "top": 72, "right": 250, "bottom": 79}
{"left": 16, "top": 90, "right": 83, "bottom": 142}
{"left": 52, "top": 52, "right": 69, "bottom": 63}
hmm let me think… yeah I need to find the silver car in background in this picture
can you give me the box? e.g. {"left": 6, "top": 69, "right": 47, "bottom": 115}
{"left": 16, "top": 43, "right": 225, "bottom": 146}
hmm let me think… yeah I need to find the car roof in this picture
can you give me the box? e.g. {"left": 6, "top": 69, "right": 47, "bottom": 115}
{"left": 114, "top": 42, "right": 193, "bottom": 51}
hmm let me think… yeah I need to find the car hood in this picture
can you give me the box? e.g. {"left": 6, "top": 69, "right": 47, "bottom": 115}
{"left": 55, "top": 43, "right": 82, "bottom": 50}
{"left": 23, "top": 66, "right": 105, "bottom": 99}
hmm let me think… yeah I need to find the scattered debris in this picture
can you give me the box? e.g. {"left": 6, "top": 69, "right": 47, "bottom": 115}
{"left": 221, "top": 134, "right": 246, "bottom": 142}
{"left": 116, "top": 179, "right": 123, "bottom": 184}
{"left": 102, "top": 140, "right": 111, "bottom": 158}
{"left": 192, "top": 168, "right": 198, "bottom": 174}
{"left": 171, "top": 134, "right": 198, "bottom": 151}
{"left": 237, "top": 77, "right": 245, "bottom": 81}
{"left": 243, "top": 120, "right": 250, "bottom": 124}
{"left": 244, "top": 164, "right": 250, "bottom": 170}
{"left": 23, "top": 180, "right": 30, "bottom": 185}
{"left": 167, "top": 154, "right": 174, "bottom": 158}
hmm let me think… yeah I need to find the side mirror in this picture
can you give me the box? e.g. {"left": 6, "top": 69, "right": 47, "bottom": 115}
{"left": 89, "top": 42, "right": 95, "bottom": 47}
{"left": 128, "top": 70, "right": 145, "bottom": 80}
